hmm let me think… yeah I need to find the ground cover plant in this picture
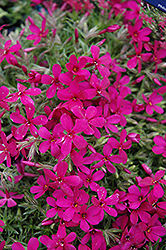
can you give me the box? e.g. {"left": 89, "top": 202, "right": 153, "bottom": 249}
{"left": 0, "top": 0, "right": 166, "bottom": 249}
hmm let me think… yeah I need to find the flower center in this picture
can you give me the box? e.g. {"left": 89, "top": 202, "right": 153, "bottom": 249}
{"left": 73, "top": 66, "right": 79, "bottom": 72}
{"left": 82, "top": 213, "right": 86, "bottom": 218}
{"left": 43, "top": 184, "right": 48, "bottom": 190}
{"left": 86, "top": 178, "right": 91, "bottom": 182}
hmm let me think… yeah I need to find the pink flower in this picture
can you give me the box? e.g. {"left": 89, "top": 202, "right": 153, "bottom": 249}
{"left": 56, "top": 188, "right": 89, "bottom": 222}
{"left": 40, "top": 227, "right": 76, "bottom": 250}
{"left": 46, "top": 190, "right": 64, "bottom": 218}
{"left": 0, "top": 241, "right": 5, "bottom": 250}
{"left": 10, "top": 104, "right": 48, "bottom": 140}
{"left": 92, "top": 186, "right": 119, "bottom": 220}
{"left": 41, "top": 64, "right": 64, "bottom": 98}
{"left": 38, "top": 125, "right": 61, "bottom": 158}
{"left": 6, "top": 83, "right": 41, "bottom": 105}
{"left": 139, "top": 214, "right": 166, "bottom": 243}
{"left": 92, "top": 143, "right": 122, "bottom": 173}
{"left": 12, "top": 238, "right": 39, "bottom": 250}
{"left": 152, "top": 134, "right": 166, "bottom": 157}
{"left": 26, "top": 15, "right": 49, "bottom": 45}
{"left": 81, "top": 228, "right": 106, "bottom": 250}
{"left": 78, "top": 169, "right": 104, "bottom": 191}
{"left": 0, "top": 131, "right": 17, "bottom": 167}
{"left": 72, "top": 204, "right": 101, "bottom": 231}
{"left": 138, "top": 170, "right": 166, "bottom": 198}
{"left": 0, "top": 86, "right": 10, "bottom": 111}
{"left": 83, "top": 45, "right": 111, "bottom": 77}
{"left": 128, "top": 19, "right": 151, "bottom": 43}
{"left": 30, "top": 174, "right": 50, "bottom": 199}
{"left": 127, "top": 184, "right": 149, "bottom": 210}
{"left": 57, "top": 113, "right": 87, "bottom": 156}
{"left": 44, "top": 161, "right": 80, "bottom": 197}
{"left": 142, "top": 91, "right": 164, "bottom": 115}
{"left": 0, "top": 40, "right": 21, "bottom": 64}
{"left": 66, "top": 54, "right": 90, "bottom": 79}
{"left": 108, "top": 129, "right": 132, "bottom": 164}
{"left": 152, "top": 40, "right": 166, "bottom": 73}
{"left": 0, "top": 188, "right": 24, "bottom": 207}
{"left": 127, "top": 41, "right": 152, "bottom": 73}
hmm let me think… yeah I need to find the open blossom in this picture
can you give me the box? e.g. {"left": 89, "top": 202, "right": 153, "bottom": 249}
{"left": 56, "top": 113, "right": 88, "bottom": 156}
{"left": 30, "top": 174, "right": 50, "bottom": 199}
{"left": 108, "top": 129, "right": 132, "bottom": 164}
{"left": 139, "top": 214, "right": 166, "bottom": 243}
{"left": 82, "top": 45, "right": 111, "bottom": 77}
{"left": 12, "top": 238, "right": 39, "bottom": 250}
{"left": 128, "top": 19, "right": 151, "bottom": 43}
{"left": 138, "top": 170, "right": 166, "bottom": 198}
{"left": 0, "top": 131, "right": 17, "bottom": 167}
{"left": 10, "top": 104, "right": 48, "bottom": 140}
{"left": 142, "top": 91, "right": 164, "bottom": 115}
{"left": 40, "top": 227, "right": 76, "bottom": 250}
{"left": 92, "top": 186, "right": 119, "bottom": 220}
{"left": 41, "top": 64, "right": 64, "bottom": 98}
{"left": 0, "top": 86, "right": 10, "bottom": 111}
{"left": 6, "top": 83, "right": 41, "bottom": 105}
{"left": 26, "top": 15, "right": 49, "bottom": 45}
{"left": 0, "top": 40, "right": 21, "bottom": 64}
{"left": 0, "top": 188, "right": 24, "bottom": 207}
{"left": 44, "top": 161, "right": 80, "bottom": 197}
{"left": 66, "top": 54, "right": 90, "bottom": 79}
{"left": 152, "top": 134, "right": 166, "bottom": 157}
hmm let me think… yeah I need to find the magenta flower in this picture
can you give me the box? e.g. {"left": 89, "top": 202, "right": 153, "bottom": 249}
{"left": 147, "top": 191, "right": 166, "bottom": 218}
{"left": 139, "top": 214, "right": 166, "bottom": 243}
{"left": 127, "top": 41, "right": 152, "bottom": 73}
{"left": 71, "top": 105, "right": 105, "bottom": 138}
{"left": 40, "top": 227, "right": 76, "bottom": 250}
{"left": 83, "top": 45, "right": 111, "bottom": 77}
{"left": 108, "top": 129, "right": 132, "bottom": 164}
{"left": 0, "top": 188, "right": 24, "bottom": 207}
{"left": 109, "top": 94, "right": 132, "bottom": 126}
{"left": 138, "top": 170, "right": 166, "bottom": 198}
{"left": 38, "top": 125, "right": 61, "bottom": 157}
{"left": 56, "top": 188, "right": 89, "bottom": 222}
{"left": 57, "top": 113, "right": 87, "bottom": 156}
{"left": 81, "top": 228, "right": 106, "bottom": 250}
{"left": 26, "top": 16, "right": 49, "bottom": 45}
{"left": 41, "top": 64, "right": 64, "bottom": 98}
{"left": 142, "top": 91, "right": 164, "bottom": 115}
{"left": 0, "top": 131, "right": 17, "bottom": 167}
{"left": 92, "top": 143, "right": 122, "bottom": 173}
{"left": 30, "top": 174, "right": 50, "bottom": 199}
{"left": 129, "top": 201, "right": 152, "bottom": 225}
{"left": 128, "top": 19, "right": 151, "bottom": 43}
{"left": 92, "top": 187, "right": 118, "bottom": 221}
{"left": 0, "top": 40, "right": 21, "bottom": 64}
{"left": 127, "top": 184, "right": 149, "bottom": 210}
{"left": 0, "top": 86, "right": 10, "bottom": 111}
{"left": 57, "top": 80, "right": 87, "bottom": 109}
{"left": 88, "top": 74, "right": 110, "bottom": 100}
{"left": 6, "top": 83, "right": 41, "bottom": 105}
{"left": 10, "top": 104, "right": 48, "bottom": 140}
{"left": 108, "top": 56, "right": 126, "bottom": 74}
{"left": 66, "top": 54, "right": 90, "bottom": 79}
{"left": 78, "top": 169, "right": 104, "bottom": 191}
{"left": 44, "top": 161, "right": 80, "bottom": 197}
{"left": 12, "top": 238, "right": 39, "bottom": 250}
{"left": 0, "top": 220, "right": 4, "bottom": 232}
{"left": 152, "top": 40, "right": 166, "bottom": 73}
{"left": 72, "top": 204, "right": 101, "bottom": 231}
{"left": 152, "top": 134, "right": 166, "bottom": 157}
{"left": 46, "top": 190, "right": 64, "bottom": 218}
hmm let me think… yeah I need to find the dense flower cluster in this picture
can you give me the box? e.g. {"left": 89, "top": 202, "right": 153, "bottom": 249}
{"left": 0, "top": 0, "right": 166, "bottom": 249}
